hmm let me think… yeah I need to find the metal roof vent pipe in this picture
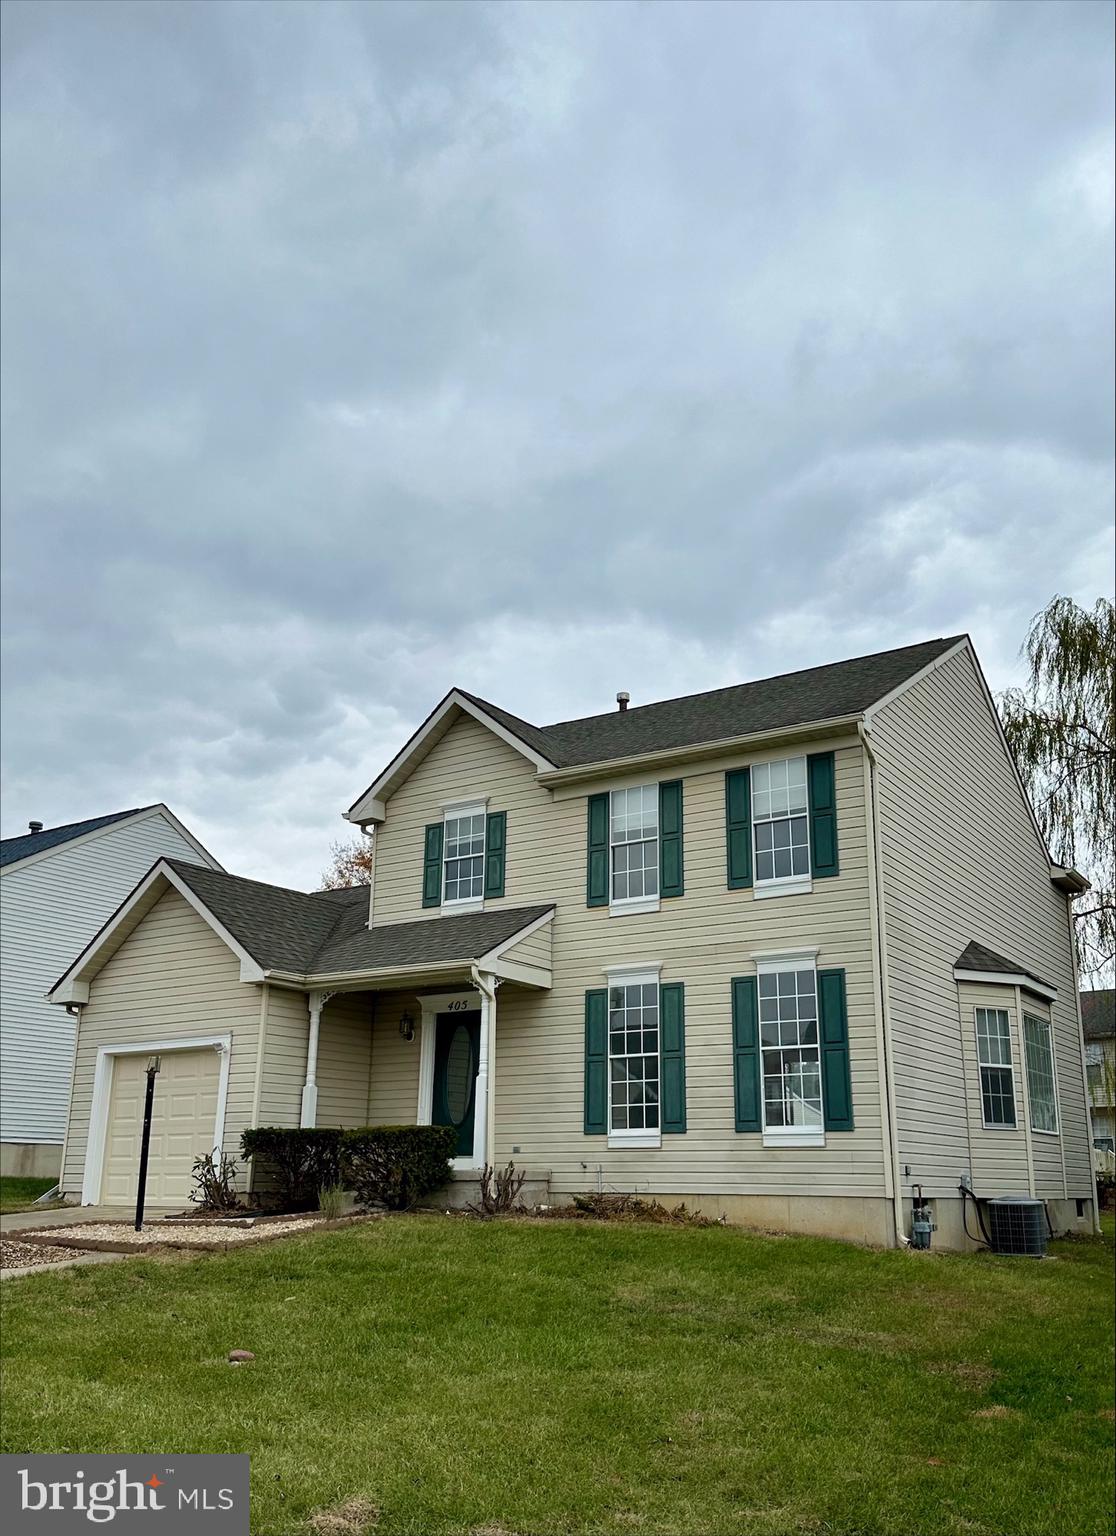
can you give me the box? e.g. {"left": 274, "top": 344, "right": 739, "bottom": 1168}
{"left": 616, "top": 692, "right": 630, "bottom": 712}
{"left": 28, "top": 820, "right": 44, "bottom": 833}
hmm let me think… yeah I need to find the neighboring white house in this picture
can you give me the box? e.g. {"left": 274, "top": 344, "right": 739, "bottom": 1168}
{"left": 0, "top": 805, "right": 221, "bottom": 1177}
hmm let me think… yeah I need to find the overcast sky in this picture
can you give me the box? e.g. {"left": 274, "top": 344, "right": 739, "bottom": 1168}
{"left": 2, "top": 0, "right": 1113, "bottom": 889}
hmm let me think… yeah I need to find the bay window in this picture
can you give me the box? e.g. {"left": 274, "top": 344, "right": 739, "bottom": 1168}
{"left": 975, "top": 1007, "right": 1016, "bottom": 1128}
{"left": 1023, "top": 1014, "right": 1058, "bottom": 1134}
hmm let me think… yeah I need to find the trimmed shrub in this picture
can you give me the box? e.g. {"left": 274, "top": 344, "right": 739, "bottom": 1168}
{"left": 240, "top": 1127, "right": 344, "bottom": 1211}
{"left": 343, "top": 1125, "right": 457, "bottom": 1211}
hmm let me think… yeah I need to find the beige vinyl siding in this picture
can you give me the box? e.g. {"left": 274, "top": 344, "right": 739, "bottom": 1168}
{"left": 870, "top": 646, "right": 1091, "bottom": 1201}
{"left": 957, "top": 982, "right": 1031, "bottom": 1195}
{"left": 1, "top": 810, "right": 218, "bottom": 1148}
{"left": 375, "top": 715, "right": 888, "bottom": 1199}
{"left": 258, "top": 987, "right": 312, "bottom": 1128}
{"left": 61, "top": 890, "right": 259, "bottom": 1198}
{"left": 494, "top": 922, "right": 552, "bottom": 973}
{"left": 367, "top": 994, "right": 421, "bottom": 1124}
{"left": 316, "top": 996, "right": 374, "bottom": 1127}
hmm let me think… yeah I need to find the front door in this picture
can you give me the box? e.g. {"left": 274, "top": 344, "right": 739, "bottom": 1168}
{"left": 432, "top": 1010, "right": 481, "bottom": 1157}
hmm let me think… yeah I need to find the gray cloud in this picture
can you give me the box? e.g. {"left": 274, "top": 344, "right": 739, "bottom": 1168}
{"left": 2, "top": 0, "right": 1113, "bottom": 886}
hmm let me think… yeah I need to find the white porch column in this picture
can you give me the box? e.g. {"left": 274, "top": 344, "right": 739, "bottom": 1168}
{"left": 301, "top": 990, "right": 330, "bottom": 1127}
{"left": 470, "top": 970, "right": 500, "bottom": 1169}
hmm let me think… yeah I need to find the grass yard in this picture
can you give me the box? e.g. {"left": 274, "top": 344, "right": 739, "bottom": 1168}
{"left": 1, "top": 1215, "right": 1112, "bottom": 1536}
{"left": 0, "top": 1175, "right": 57, "bottom": 1213}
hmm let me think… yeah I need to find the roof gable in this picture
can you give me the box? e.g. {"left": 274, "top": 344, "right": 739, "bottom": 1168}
{"left": 953, "top": 939, "right": 1057, "bottom": 1001}
{"left": 0, "top": 804, "right": 221, "bottom": 874}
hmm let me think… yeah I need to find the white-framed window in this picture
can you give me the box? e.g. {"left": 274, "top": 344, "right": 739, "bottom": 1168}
{"left": 1085, "top": 1042, "right": 1103, "bottom": 1100}
{"left": 443, "top": 803, "right": 486, "bottom": 905}
{"left": 608, "top": 972, "right": 660, "bottom": 1141}
{"left": 758, "top": 956, "right": 824, "bottom": 1144}
{"left": 975, "top": 1007, "right": 1016, "bottom": 1128}
{"left": 1023, "top": 1014, "right": 1058, "bottom": 1134}
{"left": 610, "top": 786, "right": 659, "bottom": 907}
{"left": 752, "top": 756, "right": 810, "bottom": 893}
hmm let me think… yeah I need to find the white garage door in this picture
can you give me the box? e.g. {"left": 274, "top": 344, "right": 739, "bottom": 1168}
{"left": 101, "top": 1049, "right": 221, "bottom": 1206}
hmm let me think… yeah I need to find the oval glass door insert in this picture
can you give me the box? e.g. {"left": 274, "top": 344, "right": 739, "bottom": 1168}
{"left": 445, "top": 1023, "right": 474, "bottom": 1123}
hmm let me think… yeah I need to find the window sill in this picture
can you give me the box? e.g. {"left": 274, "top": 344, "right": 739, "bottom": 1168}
{"left": 1031, "top": 1127, "right": 1061, "bottom": 1138}
{"left": 609, "top": 897, "right": 661, "bottom": 917}
{"left": 753, "top": 876, "right": 812, "bottom": 901}
{"left": 979, "top": 1123, "right": 1019, "bottom": 1133}
{"left": 441, "top": 898, "right": 484, "bottom": 915}
{"left": 608, "top": 1132, "right": 661, "bottom": 1149}
{"left": 762, "top": 1131, "right": 825, "bottom": 1148}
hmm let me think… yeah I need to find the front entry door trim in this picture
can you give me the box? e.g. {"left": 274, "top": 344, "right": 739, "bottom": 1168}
{"left": 417, "top": 989, "right": 487, "bottom": 1168}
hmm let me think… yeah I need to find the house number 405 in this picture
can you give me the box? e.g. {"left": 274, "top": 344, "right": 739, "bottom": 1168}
{"left": 446, "top": 1000, "right": 470, "bottom": 1012}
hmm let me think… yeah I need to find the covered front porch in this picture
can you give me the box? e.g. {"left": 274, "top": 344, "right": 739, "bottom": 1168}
{"left": 280, "top": 902, "right": 555, "bottom": 1178}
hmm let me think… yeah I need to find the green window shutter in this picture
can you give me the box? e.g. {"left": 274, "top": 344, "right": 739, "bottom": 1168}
{"left": 725, "top": 768, "right": 753, "bottom": 889}
{"left": 659, "top": 780, "right": 684, "bottom": 898}
{"left": 483, "top": 811, "right": 506, "bottom": 899}
{"left": 584, "top": 989, "right": 608, "bottom": 1134}
{"left": 819, "top": 968, "right": 853, "bottom": 1130}
{"left": 807, "top": 751, "right": 839, "bottom": 878}
{"left": 659, "top": 982, "right": 686, "bottom": 1132}
{"left": 421, "top": 822, "right": 444, "bottom": 908}
{"left": 731, "top": 976, "right": 761, "bottom": 1132}
{"left": 586, "top": 793, "right": 609, "bottom": 907}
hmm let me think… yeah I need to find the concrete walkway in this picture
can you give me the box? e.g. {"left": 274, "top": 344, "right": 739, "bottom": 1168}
{"left": 1, "top": 1205, "right": 137, "bottom": 1234}
{"left": 1, "top": 1251, "right": 127, "bottom": 1281}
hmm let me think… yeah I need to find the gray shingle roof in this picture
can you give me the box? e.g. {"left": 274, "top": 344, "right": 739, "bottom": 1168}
{"left": 166, "top": 860, "right": 551, "bottom": 979}
{"left": 955, "top": 940, "right": 1053, "bottom": 994}
{"left": 1081, "top": 989, "right": 1115, "bottom": 1041}
{"left": 1, "top": 806, "right": 156, "bottom": 868}
{"left": 463, "top": 636, "right": 963, "bottom": 770}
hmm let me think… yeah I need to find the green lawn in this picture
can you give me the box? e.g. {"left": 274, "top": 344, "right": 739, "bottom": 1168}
{"left": 1, "top": 1215, "right": 1113, "bottom": 1536}
{"left": 0, "top": 1175, "right": 58, "bottom": 1213}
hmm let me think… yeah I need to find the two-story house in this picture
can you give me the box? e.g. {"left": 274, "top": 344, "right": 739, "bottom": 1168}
{"left": 1, "top": 804, "right": 221, "bottom": 1178}
{"left": 46, "top": 637, "right": 1097, "bottom": 1245}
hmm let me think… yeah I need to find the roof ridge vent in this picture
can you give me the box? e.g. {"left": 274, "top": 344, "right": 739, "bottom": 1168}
{"left": 616, "top": 691, "right": 630, "bottom": 712}
{"left": 28, "top": 820, "right": 44, "bottom": 833}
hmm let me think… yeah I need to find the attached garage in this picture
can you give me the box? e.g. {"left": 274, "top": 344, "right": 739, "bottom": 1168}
{"left": 85, "top": 1036, "right": 230, "bottom": 1208}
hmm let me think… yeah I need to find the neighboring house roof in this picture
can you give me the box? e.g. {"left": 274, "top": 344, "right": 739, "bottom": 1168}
{"left": 1, "top": 807, "right": 155, "bottom": 869}
{"left": 50, "top": 857, "right": 554, "bottom": 1000}
{"left": 953, "top": 939, "right": 1056, "bottom": 999}
{"left": 465, "top": 635, "right": 965, "bottom": 770}
{"left": 1081, "top": 989, "right": 1115, "bottom": 1042}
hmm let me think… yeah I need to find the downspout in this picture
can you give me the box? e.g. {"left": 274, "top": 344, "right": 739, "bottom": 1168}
{"left": 859, "top": 721, "right": 909, "bottom": 1248}
{"left": 470, "top": 966, "right": 498, "bottom": 1169}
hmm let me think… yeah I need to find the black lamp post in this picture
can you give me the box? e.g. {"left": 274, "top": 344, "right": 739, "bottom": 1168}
{"left": 134, "top": 1055, "right": 161, "bottom": 1231}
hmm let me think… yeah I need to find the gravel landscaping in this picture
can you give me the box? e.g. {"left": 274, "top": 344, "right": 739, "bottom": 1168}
{"left": 1, "top": 1239, "right": 92, "bottom": 1270}
{"left": 65, "top": 1216, "right": 327, "bottom": 1245}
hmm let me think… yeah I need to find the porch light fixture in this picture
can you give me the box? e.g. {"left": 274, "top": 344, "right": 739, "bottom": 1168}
{"left": 399, "top": 1010, "right": 416, "bottom": 1043}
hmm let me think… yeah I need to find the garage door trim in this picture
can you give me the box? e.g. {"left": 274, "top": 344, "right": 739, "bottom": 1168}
{"left": 81, "top": 1034, "right": 232, "bottom": 1205}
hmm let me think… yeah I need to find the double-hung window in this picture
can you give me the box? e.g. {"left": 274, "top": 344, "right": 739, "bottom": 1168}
{"left": 1085, "top": 1043, "right": 1103, "bottom": 1100}
{"left": 443, "top": 805, "right": 486, "bottom": 905}
{"left": 608, "top": 975, "right": 660, "bottom": 1141}
{"left": 1023, "top": 1014, "right": 1058, "bottom": 1134}
{"left": 975, "top": 1008, "right": 1016, "bottom": 1127}
{"left": 758, "top": 959, "right": 823, "bottom": 1142}
{"left": 610, "top": 786, "right": 659, "bottom": 906}
{"left": 753, "top": 756, "right": 810, "bottom": 893}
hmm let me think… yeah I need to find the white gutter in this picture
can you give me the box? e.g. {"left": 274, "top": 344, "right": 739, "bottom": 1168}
{"left": 858, "top": 721, "right": 909, "bottom": 1249}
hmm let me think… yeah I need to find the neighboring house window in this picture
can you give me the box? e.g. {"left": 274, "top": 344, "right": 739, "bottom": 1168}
{"left": 610, "top": 786, "right": 659, "bottom": 904}
{"left": 1023, "top": 1014, "right": 1058, "bottom": 1134}
{"left": 752, "top": 757, "right": 810, "bottom": 888}
{"left": 1085, "top": 1043, "right": 1103, "bottom": 1100}
{"left": 975, "top": 1007, "right": 1016, "bottom": 1128}
{"left": 759, "top": 960, "right": 822, "bottom": 1136}
{"left": 608, "top": 977, "right": 660, "bottom": 1135}
{"left": 443, "top": 807, "right": 486, "bottom": 903}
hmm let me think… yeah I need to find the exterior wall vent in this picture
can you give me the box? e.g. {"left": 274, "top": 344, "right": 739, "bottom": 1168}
{"left": 986, "top": 1196, "right": 1047, "bottom": 1257}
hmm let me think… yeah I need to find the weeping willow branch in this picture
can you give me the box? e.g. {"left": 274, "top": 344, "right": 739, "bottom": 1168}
{"left": 1000, "top": 596, "right": 1115, "bottom": 979}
